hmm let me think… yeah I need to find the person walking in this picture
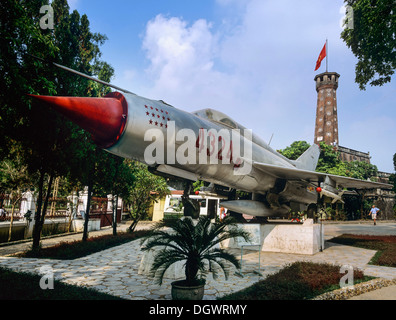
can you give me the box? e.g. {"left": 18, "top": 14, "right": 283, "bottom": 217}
{"left": 0, "top": 207, "right": 6, "bottom": 221}
{"left": 369, "top": 205, "right": 380, "bottom": 225}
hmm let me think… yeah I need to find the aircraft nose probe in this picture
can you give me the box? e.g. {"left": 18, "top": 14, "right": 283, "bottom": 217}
{"left": 28, "top": 91, "right": 128, "bottom": 148}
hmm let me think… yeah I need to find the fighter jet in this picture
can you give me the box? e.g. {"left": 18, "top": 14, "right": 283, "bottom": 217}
{"left": 29, "top": 64, "right": 392, "bottom": 218}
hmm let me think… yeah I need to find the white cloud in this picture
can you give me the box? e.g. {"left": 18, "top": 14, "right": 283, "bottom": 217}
{"left": 139, "top": 1, "right": 334, "bottom": 144}
{"left": 67, "top": 0, "right": 79, "bottom": 11}
{"left": 136, "top": 0, "right": 395, "bottom": 172}
{"left": 142, "top": 15, "right": 223, "bottom": 101}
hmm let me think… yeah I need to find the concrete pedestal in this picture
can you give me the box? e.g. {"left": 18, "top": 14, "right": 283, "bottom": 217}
{"left": 224, "top": 219, "right": 324, "bottom": 255}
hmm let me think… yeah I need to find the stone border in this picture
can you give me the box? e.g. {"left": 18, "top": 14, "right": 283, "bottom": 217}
{"left": 312, "top": 278, "right": 396, "bottom": 300}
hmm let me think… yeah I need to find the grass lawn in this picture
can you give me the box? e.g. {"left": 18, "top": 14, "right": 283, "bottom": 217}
{"left": 221, "top": 234, "right": 395, "bottom": 300}
{"left": 329, "top": 234, "right": 396, "bottom": 267}
{"left": 0, "top": 266, "right": 124, "bottom": 300}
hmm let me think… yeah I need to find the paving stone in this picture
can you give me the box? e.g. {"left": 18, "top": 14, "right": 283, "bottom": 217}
{"left": 1, "top": 222, "right": 396, "bottom": 300}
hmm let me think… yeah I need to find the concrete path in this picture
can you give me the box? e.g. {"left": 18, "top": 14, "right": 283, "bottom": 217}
{"left": 0, "top": 221, "right": 395, "bottom": 300}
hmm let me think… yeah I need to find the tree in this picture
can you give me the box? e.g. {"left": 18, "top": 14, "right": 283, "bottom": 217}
{"left": 315, "top": 142, "right": 378, "bottom": 179}
{"left": 28, "top": 1, "right": 114, "bottom": 247}
{"left": 85, "top": 152, "right": 135, "bottom": 237}
{"left": 140, "top": 216, "right": 251, "bottom": 287}
{"left": 0, "top": 0, "right": 114, "bottom": 249}
{"left": 315, "top": 142, "right": 343, "bottom": 174}
{"left": 280, "top": 141, "right": 378, "bottom": 180}
{"left": 341, "top": 0, "right": 395, "bottom": 90}
{"left": 344, "top": 161, "right": 378, "bottom": 180}
{"left": 0, "top": 158, "right": 33, "bottom": 241}
{"left": 125, "top": 161, "right": 170, "bottom": 232}
{"left": 389, "top": 153, "right": 396, "bottom": 193}
{"left": 0, "top": 0, "right": 57, "bottom": 156}
{"left": 277, "top": 141, "right": 310, "bottom": 160}
{"left": 0, "top": 0, "right": 60, "bottom": 249}
{"left": 108, "top": 159, "right": 135, "bottom": 236}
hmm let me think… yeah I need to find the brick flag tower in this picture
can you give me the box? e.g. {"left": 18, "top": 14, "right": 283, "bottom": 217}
{"left": 314, "top": 72, "right": 340, "bottom": 146}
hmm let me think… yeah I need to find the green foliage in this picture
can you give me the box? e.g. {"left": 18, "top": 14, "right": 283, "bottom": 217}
{"left": 193, "top": 180, "right": 205, "bottom": 192}
{"left": 315, "top": 142, "right": 378, "bottom": 180}
{"left": 316, "top": 142, "right": 342, "bottom": 173}
{"left": 344, "top": 161, "right": 378, "bottom": 180}
{"left": 126, "top": 161, "right": 170, "bottom": 231}
{"left": 390, "top": 153, "right": 396, "bottom": 192}
{"left": 279, "top": 141, "right": 379, "bottom": 181}
{"left": 277, "top": 141, "right": 310, "bottom": 160}
{"left": 341, "top": 0, "right": 395, "bottom": 90}
{"left": 141, "top": 216, "right": 251, "bottom": 285}
{"left": 0, "top": 0, "right": 120, "bottom": 247}
{"left": 0, "top": 159, "right": 31, "bottom": 193}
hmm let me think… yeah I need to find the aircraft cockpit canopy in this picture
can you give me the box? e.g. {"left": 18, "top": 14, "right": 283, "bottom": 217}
{"left": 193, "top": 108, "right": 277, "bottom": 152}
{"left": 193, "top": 108, "right": 244, "bottom": 130}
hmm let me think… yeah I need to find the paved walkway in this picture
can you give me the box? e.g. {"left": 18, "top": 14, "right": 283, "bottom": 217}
{"left": 0, "top": 221, "right": 395, "bottom": 300}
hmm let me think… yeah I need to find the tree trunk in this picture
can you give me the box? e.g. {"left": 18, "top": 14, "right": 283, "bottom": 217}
{"left": 8, "top": 189, "right": 21, "bottom": 242}
{"left": 7, "top": 202, "right": 17, "bottom": 242}
{"left": 32, "top": 173, "right": 54, "bottom": 249}
{"left": 128, "top": 212, "right": 140, "bottom": 233}
{"left": 32, "top": 170, "right": 45, "bottom": 249}
{"left": 112, "top": 194, "right": 118, "bottom": 236}
{"left": 67, "top": 198, "right": 73, "bottom": 233}
{"left": 185, "top": 258, "right": 199, "bottom": 284}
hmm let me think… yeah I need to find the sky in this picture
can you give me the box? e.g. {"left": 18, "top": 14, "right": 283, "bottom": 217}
{"left": 68, "top": 0, "right": 395, "bottom": 173}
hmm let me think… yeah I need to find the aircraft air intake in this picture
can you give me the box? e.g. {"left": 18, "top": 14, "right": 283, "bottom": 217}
{"left": 28, "top": 92, "right": 128, "bottom": 148}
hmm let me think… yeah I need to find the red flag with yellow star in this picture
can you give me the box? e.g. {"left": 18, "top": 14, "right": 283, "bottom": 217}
{"left": 315, "top": 43, "right": 327, "bottom": 71}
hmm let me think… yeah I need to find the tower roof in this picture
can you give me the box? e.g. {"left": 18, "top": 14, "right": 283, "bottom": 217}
{"left": 314, "top": 72, "right": 340, "bottom": 91}
{"left": 314, "top": 71, "right": 340, "bottom": 81}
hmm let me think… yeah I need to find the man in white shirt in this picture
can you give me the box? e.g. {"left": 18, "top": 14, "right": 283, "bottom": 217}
{"left": 369, "top": 205, "right": 380, "bottom": 225}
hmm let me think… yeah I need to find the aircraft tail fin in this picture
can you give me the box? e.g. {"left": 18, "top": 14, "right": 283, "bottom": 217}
{"left": 291, "top": 144, "right": 320, "bottom": 171}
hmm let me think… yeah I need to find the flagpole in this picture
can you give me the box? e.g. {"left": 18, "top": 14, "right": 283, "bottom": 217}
{"left": 326, "top": 38, "right": 328, "bottom": 72}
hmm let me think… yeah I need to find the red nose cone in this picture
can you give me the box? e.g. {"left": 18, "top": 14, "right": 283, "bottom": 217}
{"left": 316, "top": 187, "right": 322, "bottom": 193}
{"left": 29, "top": 92, "right": 128, "bottom": 148}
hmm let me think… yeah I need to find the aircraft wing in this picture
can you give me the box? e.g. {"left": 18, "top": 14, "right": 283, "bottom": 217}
{"left": 252, "top": 161, "right": 393, "bottom": 190}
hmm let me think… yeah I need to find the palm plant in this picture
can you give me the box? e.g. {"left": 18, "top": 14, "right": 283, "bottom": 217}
{"left": 141, "top": 215, "right": 251, "bottom": 286}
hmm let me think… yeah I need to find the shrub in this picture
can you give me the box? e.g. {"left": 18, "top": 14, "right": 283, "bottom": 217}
{"left": 220, "top": 261, "right": 366, "bottom": 300}
{"left": 19, "top": 230, "right": 149, "bottom": 260}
